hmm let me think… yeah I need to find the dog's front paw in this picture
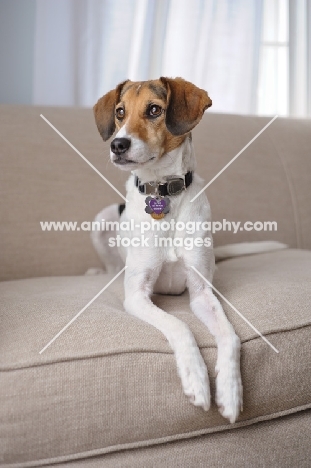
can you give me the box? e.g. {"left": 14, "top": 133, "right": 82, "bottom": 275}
{"left": 177, "top": 349, "right": 211, "bottom": 411}
{"left": 215, "top": 362, "right": 243, "bottom": 423}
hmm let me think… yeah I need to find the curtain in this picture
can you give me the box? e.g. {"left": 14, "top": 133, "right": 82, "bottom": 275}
{"left": 33, "top": 0, "right": 263, "bottom": 114}
{"left": 289, "top": 0, "right": 311, "bottom": 116}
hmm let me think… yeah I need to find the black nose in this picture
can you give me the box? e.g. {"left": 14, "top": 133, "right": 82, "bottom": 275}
{"left": 111, "top": 138, "right": 131, "bottom": 155}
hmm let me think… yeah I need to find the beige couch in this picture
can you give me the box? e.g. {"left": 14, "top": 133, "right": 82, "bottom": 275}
{"left": 1, "top": 105, "right": 311, "bottom": 467}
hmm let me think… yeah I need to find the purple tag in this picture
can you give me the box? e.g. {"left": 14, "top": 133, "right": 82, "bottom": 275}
{"left": 145, "top": 196, "right": 170, "bottom": 217}
{"left": 149, "top": 198, "right": 166, "bottom": 214}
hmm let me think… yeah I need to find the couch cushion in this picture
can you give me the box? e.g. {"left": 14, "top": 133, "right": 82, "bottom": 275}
{"left": 44, "top": 410, "right": 311, "bottom": 468}
{"left": 1, "top": 249, "right": 311, "bottom": 466}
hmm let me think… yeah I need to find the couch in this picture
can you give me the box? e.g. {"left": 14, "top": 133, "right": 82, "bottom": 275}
{"left": 1, "top": 105, "right": 311, "bottom": 467}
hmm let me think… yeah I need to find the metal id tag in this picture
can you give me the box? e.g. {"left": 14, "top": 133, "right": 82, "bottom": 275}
{"left": 144, "top": 196, "right": 170, "bottom": 219}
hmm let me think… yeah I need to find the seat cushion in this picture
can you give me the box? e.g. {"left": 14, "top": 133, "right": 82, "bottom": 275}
{"left": 38, "top": 410, "right": 311, "bottom": 468}
{"left": 1, "top": 249, "right": 311, "bottom": 466}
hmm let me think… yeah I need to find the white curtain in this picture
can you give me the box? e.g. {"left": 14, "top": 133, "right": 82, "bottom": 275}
{"left": 34, "top": 0, "right": 263, "bottom": 114}
{"left": 289, "top": 0, "right": 311, "bottom": 116}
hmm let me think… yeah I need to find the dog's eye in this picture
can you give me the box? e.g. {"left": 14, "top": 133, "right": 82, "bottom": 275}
{"left": 147, "top": 105, "right": 163, "bottom": 118}
{"left": 115, "top": 107, "right": 125, "bottom": 120}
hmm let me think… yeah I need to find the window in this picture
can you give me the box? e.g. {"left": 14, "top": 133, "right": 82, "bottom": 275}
{"left": 257, "top": 0, "right": 289, "bottom": 116}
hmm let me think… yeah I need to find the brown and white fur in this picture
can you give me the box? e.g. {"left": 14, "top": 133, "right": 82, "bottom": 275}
{"left": 91, "top": 78, "right": 284, "bottom": 423}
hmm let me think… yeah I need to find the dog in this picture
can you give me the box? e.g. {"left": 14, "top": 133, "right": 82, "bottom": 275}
{"left": 90, "top": 77, "right": 283, "bottom": 423}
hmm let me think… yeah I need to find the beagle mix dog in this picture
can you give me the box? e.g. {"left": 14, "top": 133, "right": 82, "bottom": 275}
{"left": 92, "top": 77, "right": 243, "bottom": 423}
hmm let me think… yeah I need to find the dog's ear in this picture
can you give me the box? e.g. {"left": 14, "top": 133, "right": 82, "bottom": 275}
{"left": 93, "top": 80, "right": 129, "bottom": 141}
{"left": 160, "top": 77, "right": 212, "bottom": 136}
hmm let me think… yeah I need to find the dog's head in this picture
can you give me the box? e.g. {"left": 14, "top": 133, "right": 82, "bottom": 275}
{"left": 93, "top": 77, "right": 212, "bottom": 170}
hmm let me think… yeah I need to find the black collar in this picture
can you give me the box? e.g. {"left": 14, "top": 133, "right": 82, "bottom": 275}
{"left": 134, "top": 171, "right": 193, "bottom": 196}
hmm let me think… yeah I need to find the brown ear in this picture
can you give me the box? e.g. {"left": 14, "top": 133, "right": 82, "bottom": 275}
{"left": 93, "top": 80, "right": 128, "bottom": 141}
{"left": 160, "top": 77, "right": 212, "bottom": 136}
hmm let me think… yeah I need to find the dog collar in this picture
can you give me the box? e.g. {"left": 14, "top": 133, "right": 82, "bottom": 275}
{"left": 134, "top": 171, "right": 193, "bottom": 196}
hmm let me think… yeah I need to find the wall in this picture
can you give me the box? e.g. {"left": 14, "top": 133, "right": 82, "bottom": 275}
{"left": 0, "top": 0, "right": 36, "bottom": 104}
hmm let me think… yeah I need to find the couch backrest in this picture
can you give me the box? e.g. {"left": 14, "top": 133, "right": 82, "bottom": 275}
{"left": 1, "top": 105, "right": 310, "bottom": 280}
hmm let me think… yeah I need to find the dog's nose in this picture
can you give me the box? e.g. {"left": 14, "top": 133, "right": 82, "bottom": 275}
{"left": 110, "top": 138, "right": 131, "bottom": 155}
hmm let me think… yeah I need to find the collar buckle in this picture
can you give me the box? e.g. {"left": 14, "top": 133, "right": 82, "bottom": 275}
{"left": 166, "top": 176, "right": 185, "bottom": 196}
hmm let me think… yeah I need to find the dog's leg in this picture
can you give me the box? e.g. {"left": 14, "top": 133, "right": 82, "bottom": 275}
{"left": 91, "top": 203, "right": 125, "bottom": 274}
{"left": 124, "top": 252, "right": 210, "bottom": 411}
{"left": 185, "top": 263, "right": 243, "bottom": 423}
